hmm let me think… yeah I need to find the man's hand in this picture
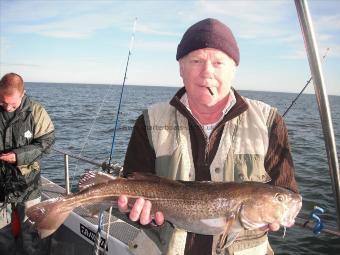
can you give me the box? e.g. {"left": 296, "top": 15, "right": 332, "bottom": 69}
{"left": 260, "top": 222, "right": 280, "bottom": 232}
{"left": 268, "top": 222, "right": 280, "bottom": 231}
{"left": 0, "top": 152, "right": 17, "bottom": 164}
{"left": 118, "top": 195, "right": 164, "bottom": 225}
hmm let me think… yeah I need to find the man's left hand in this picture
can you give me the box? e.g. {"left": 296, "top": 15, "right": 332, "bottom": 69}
{"left": 260, "top": 222, "right": 280, "bottom": 232}
{"left": 0, "top": 152, "right": 17, "bottom": 164}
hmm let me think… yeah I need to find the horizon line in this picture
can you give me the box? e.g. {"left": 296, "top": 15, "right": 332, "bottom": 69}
{"left": 25, "top": 81, "right": 340, "bottom": 96}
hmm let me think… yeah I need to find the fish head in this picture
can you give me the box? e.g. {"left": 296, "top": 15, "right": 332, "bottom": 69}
{"left": 239, "top": 185, "right": 302, "bottom": 230}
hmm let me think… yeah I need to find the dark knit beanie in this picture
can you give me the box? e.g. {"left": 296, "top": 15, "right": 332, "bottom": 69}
{"left": 176, "top": 18, "right": 240, "bottom": 65}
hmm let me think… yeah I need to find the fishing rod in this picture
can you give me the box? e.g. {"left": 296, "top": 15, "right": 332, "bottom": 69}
{"left": 108, "top": 18, "right": 137, "bottom": 166}
{"left": 282, "top": 47, "right": 330, "bottom": 117}
{"left": 92, "top": 17, "right": 138, "bottom": 255}
{"left": 52, "top": 148, "right": 104, "bottom": 168}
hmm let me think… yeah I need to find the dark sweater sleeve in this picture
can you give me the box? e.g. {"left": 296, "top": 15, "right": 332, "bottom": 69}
{"left": 265, "top": 113, "right": 299, "bottom": 193}
{"left": 123, "top": 114, "right": 156, "bottom": 176}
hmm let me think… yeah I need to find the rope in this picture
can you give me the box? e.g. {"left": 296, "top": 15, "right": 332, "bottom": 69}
{"left": 104, "top": 207, "right": 113, "bottom": 254}
{"left": 72, "top": 84, "right": 116, "bottom": 165}
{"left": 92, "top": 212, "right": 104, "bottom": 255}
{"left": 69, "top": 72, "right": 122, "bottom": 190}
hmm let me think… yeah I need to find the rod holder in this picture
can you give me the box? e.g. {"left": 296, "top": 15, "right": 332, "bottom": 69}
{"left": 64, "top": 154, "right": 70, "bottom": 195}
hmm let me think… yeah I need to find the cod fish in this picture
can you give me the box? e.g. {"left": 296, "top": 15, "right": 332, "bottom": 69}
{"left": 26, "top": 171, "right": 302, "bottom": 249}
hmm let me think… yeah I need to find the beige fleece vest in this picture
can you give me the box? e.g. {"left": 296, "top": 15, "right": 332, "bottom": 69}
{"left": 144, "top": 98, "right": 277, "bottom": 255}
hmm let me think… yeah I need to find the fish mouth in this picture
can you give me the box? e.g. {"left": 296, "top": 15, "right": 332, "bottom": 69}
{"left": 281, "top": 197, "right": 302, "bottom": 227}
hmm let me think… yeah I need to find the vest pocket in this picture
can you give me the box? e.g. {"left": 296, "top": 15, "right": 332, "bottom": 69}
{"left": 155, "top": 143, "right": 194, "bottom": 181}
{"left": 17, "top": 161, "right": 40, "bottom": 175}
{"left": 233, "top": 154, "right": 271, "bottom": 183}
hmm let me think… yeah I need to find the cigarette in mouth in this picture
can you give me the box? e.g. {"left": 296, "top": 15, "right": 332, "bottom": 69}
{"left": 207, "top": 87, "right": 214, "bottom": 96}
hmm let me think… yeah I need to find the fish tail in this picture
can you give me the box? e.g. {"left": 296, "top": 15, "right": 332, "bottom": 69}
{"left": 26, "top": 197, "right": 75, "bottom": 239}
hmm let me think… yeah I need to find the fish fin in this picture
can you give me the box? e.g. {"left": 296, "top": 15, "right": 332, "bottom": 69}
{"left": 216, "top": 214, "right": 243, "bottom": 252}
{"left": 26, "top": 197, "right": 74, "bottom": 239}
{"left": 127, "top": 172, "right": 183, "bottom": 186}
{"left": 200, "top": 218, "right": 227, "bottom": 229}
{"left": 216, "top": 215, "right": 235, "bottom": 251}
{"left": 78, "top": 170, "right": 97, "bottom": 190}
{"left": 80, "top": 199, "right": 118, "bottom": 217}
{"left": 127, "top": 172, "right": 161, "bottom": 180}
{"left": 79, "top": 204, "right": 101, "bottom": 217}
{"left": 78, "top": 170, "right": 117, "bottom": 190}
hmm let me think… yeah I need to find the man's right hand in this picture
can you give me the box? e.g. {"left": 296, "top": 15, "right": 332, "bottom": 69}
{"left": 0, "top": 152, "right": 16, "bottom": 164}
{"left": 117, "top": 195, "right": 164, "bottom": 226}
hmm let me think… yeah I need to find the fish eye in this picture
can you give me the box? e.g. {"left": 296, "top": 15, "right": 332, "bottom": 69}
{"left": 275, "top": 193, "right": 285, "bottom": 202}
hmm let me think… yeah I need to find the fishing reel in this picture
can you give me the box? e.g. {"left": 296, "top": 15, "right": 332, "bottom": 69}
{"left": 101, "top": 161, "right": 123, "bottom": 177}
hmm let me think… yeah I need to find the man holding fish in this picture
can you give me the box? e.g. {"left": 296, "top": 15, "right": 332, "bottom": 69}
{"left": 120, "top": 18, "right": 300, "bottom": 254}
{"left": 25, "top": 18, "right": 301, "bottom": 255}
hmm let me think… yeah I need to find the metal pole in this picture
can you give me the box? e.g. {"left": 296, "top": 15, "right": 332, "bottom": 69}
{"left": 52, "top": 147, "right": 122, "bottom": 176}
{"left": 64, "top": 154, "right": 70, "bottom": 195}
{"left": 53, "top": 148, "right": 103, "bottom": 168}
{"left": 295, "top": 0, "right": 340, "bottom": 229}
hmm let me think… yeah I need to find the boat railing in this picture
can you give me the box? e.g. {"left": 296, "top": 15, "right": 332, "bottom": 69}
{"left": 51, "top": 147, "right": 123, "bottom": 195}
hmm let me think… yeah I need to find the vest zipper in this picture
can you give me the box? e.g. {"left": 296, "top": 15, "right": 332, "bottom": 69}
{"left": 204, "top": 138, "right": 210, "bottom": 167}
{"left": 196, "top": 124, "right": 210, "bottom": 167}
{"left": 181, "top": 103, "right": 212, "bottom": 168}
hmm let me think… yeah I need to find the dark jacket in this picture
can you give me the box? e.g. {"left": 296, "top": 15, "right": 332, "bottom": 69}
{"left": 0, "top": 95, "right": 55, "bottom": 203}
{"left": 124, "top": 87, "right": 298, "bottom": 255}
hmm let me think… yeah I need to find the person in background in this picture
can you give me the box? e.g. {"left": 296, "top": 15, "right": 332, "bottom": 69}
{"left": 119, "top": 18, "right": 298, "bottom": 255}
{"left": 0, "top": 73, "right": 55, "bottom": 254}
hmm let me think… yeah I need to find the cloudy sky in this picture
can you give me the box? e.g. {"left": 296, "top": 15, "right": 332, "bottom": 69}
{"left": 1, "top": 0, "right": 339, "bottom": 95}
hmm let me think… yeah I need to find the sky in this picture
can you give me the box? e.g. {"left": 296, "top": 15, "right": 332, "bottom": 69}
{"left": 0, "top": 0, "right": 339, "bottom": 95}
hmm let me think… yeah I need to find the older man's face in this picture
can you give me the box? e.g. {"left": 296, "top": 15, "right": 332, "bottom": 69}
{"left": 179, "top": 48, "right": 236, "bottom": 108}
{"left": 0, "top": 90, "right": 24, "bottom": 112}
